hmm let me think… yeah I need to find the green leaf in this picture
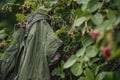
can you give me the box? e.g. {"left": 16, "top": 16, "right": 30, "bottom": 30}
{"left": 103, "top": 20, "right": 113, "bottom": 30}
{"left": 84, "top": 68, "right": 94, "bottom": 80}
{"left": 0, "top": 2, "right": 6, "bottom": 9}
{"left": 95, "top": 10, "right": 117, "bottom": 30}
{"left": 107, "top": 9, "right": 117, "bottom": 24}
{"left": 114, "top": 30, "right": 120, "bottom": 45}
{"left": 83, "top": 56, "right": 90, "bottom": 62}
{"left": 96, "top": 72, "right": 114, "bottom": 80}
{"left": 76, "top": 0, "right": 91, "bottom": 11}
{"left": 78, "top": 77, "right": 87, "bottom": 80}
{"left": 76, "top": 47, "right": 86, "bottom": 57}
{"left": 76, "top": 0, "right": 90, "bottom": 5}
{"left": 48, "top": 0, "right": 58, "bottom": 7}
{"left": 16, "top": 13, "right": 25, "bottom": 21}
{"left": 115, "top": 16, "right": 120, "bottom": 25}
{"left": 96, "top": 72, "right": 106, "bottom": 80}
{"left": 0, "top": 30, "right": 5, "bottom": 34}
{"left": 108, "top": 48, "right": 120, "bottom": 60}
{"left": 104, "top": 72, "right": 114, "bottom": 80}
{"left": 71, "top": 63, "right": 83, "bottom": 76}
{"left": 73, "top": 17, "right": 87, "bottom": 27}
{"left": 60, "top": 73, "right": 65, "bottom": 79}
{"left": 86, "top": 46, "right": 98, "bottom": 58}
{"left": 81, "top": 34, "right": 94, "bottom": 47}
{"left": 52, "top": 60, "right": 65, "bottom": 78}
{"left": 61, "top": 60, "right": 65, "bottom": 70}
{"left": 81, "top": 4, "right": 87, "bottom": 11}
{"left": 64, "top": 55, "right": 78, "bottom": 69}
{"left": 52, "top": 67, "right": 65, "bottom": 78}
{"left": 55, "top": 26, "right": 66, "bottom": 35}
{"left": 94, "top": 66, "right": 100, "bottom": 76}
{"left": 0, "top": 30, "right": 5, "bottom": 40}
{"left": 74, "top": 9, "right": 90, "bottom": 18}
{"left": 95, "top": 20, "right": 112, "bottom": 31}
{"left": 52, "top": 67, "right": 60, "bottom": 76}
{"left": 112, "top": 0, "right": 120, "bottom": 10}
{"left": 0, "top": 0, "right": 16, "bottom": 8}
{"left": 89, "top": 2, "right": 102, "bottom": 13}
{"left": 91, "top": 13, "right": 103, "bottom": 25}
{"left": 0, "top": 34, "right": 5, "bottom": 40}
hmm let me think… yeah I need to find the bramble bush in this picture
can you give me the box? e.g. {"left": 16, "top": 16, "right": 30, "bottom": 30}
{"left": 0, "top": 0, "right": 120, "bottom": 80}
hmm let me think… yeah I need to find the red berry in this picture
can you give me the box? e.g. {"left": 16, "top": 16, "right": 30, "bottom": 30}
{"left": 22, "top": 4, "right": 27, "bottom": 10}
{"left": 69, "top": 22, "right": 74, "bottom": 25}
{"left": 19, "top": 23, "right": 26, "bottom": 29}
{"left": 76, "top": 26, "right": 80, "bottom": 28}
{"left": 102, "top": 46, "right": 111, "bottom": 58}
{"left": 89, "top": 30, "right": 99, "bottom": 40}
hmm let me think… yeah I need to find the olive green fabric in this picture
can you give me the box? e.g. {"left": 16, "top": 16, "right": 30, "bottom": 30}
{"left": 0, "top": 14, "right": 62, "bottom": 80}
{"left": 0, "top": 29, "right": 25, "bottom": 80}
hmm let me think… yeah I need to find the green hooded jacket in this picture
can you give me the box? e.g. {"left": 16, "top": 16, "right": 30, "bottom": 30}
{"left": 0, "top": 13, "right": 63, "bottom": 80}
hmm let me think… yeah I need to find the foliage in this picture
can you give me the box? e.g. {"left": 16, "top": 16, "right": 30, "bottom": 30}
{"left": 0, "top": 0, "right": 120, "bottom": 80}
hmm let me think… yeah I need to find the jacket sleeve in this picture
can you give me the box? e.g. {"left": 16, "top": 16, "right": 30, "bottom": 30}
{"left": 0, "top": 29, "right": 24, "bottom": 79}
{"left": 44, "top": 20, "right": 63, "bottom": 64}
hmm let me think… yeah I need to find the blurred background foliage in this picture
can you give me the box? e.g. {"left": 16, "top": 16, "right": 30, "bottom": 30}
{"left": 0, "top": 0, "right": 120, "bottom": 80}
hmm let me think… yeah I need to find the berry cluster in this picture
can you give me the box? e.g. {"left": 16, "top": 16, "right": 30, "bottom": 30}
{"left": 21, "top": 4, "right": 32, "bottom": 14}
{"left": 0, "top": 4, "right": 11, "bottom": 13}
{"left": 18, "top": 22, "right": 26, "bottom": 29}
